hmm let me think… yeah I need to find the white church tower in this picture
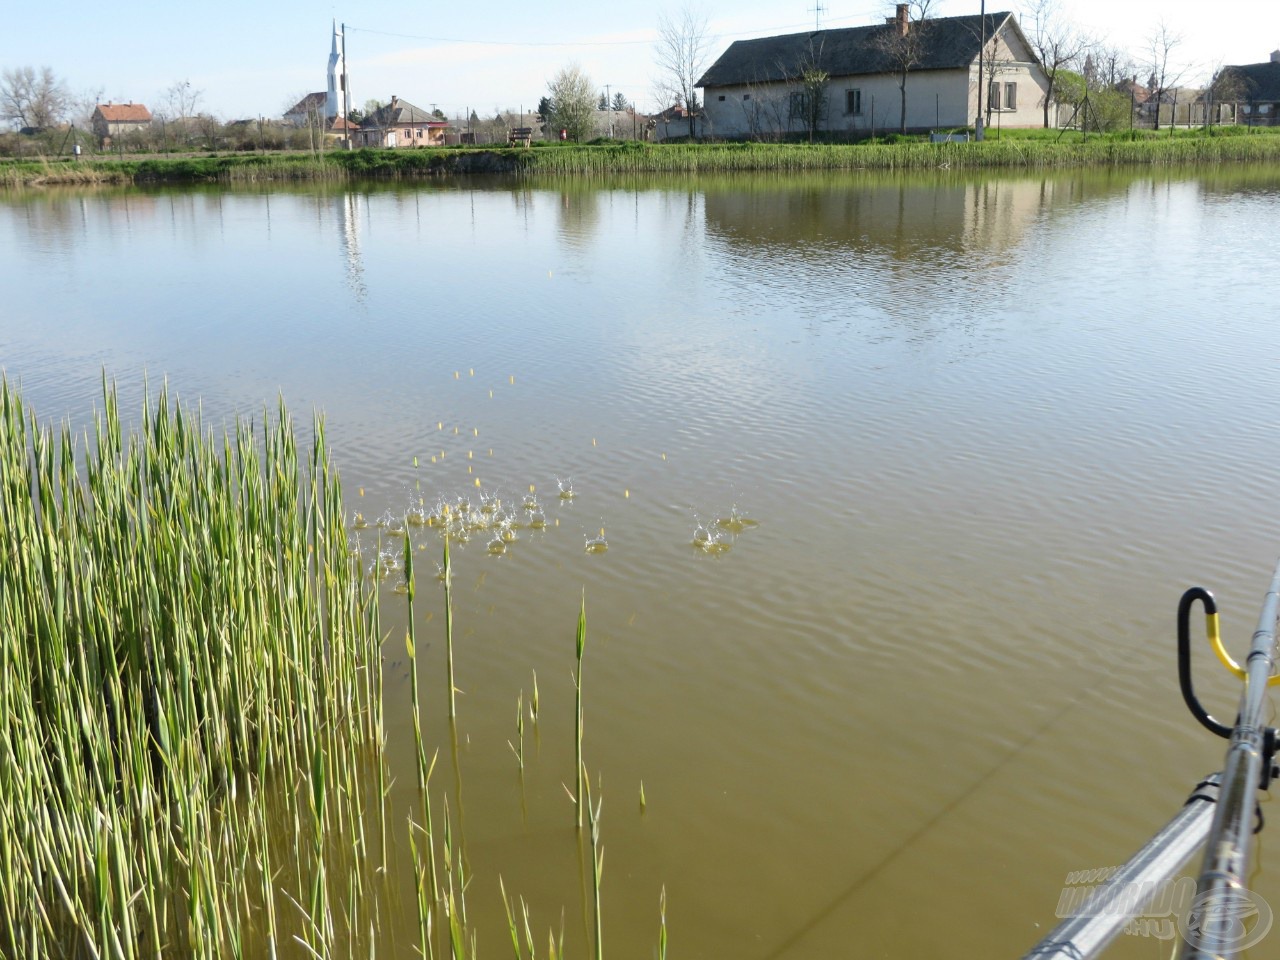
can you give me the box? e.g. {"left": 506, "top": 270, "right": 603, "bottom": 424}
{"left": 326, "top": 20, "right": 346, "bottom": 121}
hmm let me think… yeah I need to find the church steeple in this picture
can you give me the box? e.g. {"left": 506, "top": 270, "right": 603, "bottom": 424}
{"left": 326, "top": 20, "right": 346, "bottom": 121}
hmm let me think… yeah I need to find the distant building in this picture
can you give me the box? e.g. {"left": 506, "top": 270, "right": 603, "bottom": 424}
{"left": 357, "top": 96, "right": 448, "bottom": 147}
{"left": 283, "top": 22, "right": 349, "bottom": 130}
{"left": 284, "top": 92, "right": 328, "bottom": 127}
{"left": 1217, "top": 50, "right": 1280, "bottom": 126}
{"left": 697, "top": 6, "right": 1052, "bottom": 138}
{"left": 91, "top": 103, "right": 152, "bottom": 145}
{"left": 327, "top": 20, "right": 348, "bottom": 122}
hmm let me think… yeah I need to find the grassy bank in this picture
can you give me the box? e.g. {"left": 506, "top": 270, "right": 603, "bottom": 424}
{"left": 3, "top": 128, "right": 1280, "bottom": 186}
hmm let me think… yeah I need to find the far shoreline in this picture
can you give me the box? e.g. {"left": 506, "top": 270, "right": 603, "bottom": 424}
{"left": 4, "top": 132, "right": 1280, "bottom": 187}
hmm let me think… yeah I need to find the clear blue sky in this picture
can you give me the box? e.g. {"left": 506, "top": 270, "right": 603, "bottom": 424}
{"left": 4, "top": 1, "right": 1274, "bottom": 121}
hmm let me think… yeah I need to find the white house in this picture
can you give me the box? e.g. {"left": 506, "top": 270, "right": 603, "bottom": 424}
{"left": 697, "top": 6, "right": 1051, "bottom": 138}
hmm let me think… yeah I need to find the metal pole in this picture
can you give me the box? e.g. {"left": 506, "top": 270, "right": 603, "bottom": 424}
{"left": 975, "top": 0, "right": 986, "bottom": 140}
{"left": 1180, "top": 559, "right": 1280, "bottom": 960}
{"left": 342, "top": 23, "right": 351, "bottom": 149}
{"left": 1023, "top": 776, "right": 1220, "bottom": 960}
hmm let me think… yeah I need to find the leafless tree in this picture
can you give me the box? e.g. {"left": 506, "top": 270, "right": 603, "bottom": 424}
{"left": 161, "top": 79, "right": 203, "bottom": 123}
{"left": 873, "top": 0, "right": 936, "bottom": 134}
{"left": 1024, "top": 0, "right": 1091, "bottom": 128}
{"left": 1089, "top": 43, "right": 1136, "bottom": 91}
{"left": 1143, "top": 22, "right": 1186, "bottom": 130}
{"left": 653, "top": 6, "right": 715, "bottom": 138}
{"left": 0, "top": 66, "right": 71, "bottom": 130}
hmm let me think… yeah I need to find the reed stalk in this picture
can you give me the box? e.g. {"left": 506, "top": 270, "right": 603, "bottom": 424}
{"left": 583, "top": 769, "right": 604, "bottom": 960}
{"left": 574, "top": 594, "right": 586, "bottom": 830}
{"left": 0, "top": 378, "right": 381, "bottom": 959}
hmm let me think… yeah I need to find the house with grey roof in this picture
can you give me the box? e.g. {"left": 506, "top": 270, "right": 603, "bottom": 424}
{"left": 697, "top": 6, "right": 1051, "bottom": 138}
{"left": 1217, "top": 51, "right": 1280, "bottom": 126}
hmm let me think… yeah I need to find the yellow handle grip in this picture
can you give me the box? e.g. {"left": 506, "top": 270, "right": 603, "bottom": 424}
{"left": 1207, "top": 612, "right": 1280, "bottom": 686}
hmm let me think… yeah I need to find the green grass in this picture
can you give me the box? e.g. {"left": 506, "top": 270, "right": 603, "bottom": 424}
{"left": 4, "top": 129, "right": 1280, "bottom": 186}
{"left": 0, "top": 377, "right": 383, "bottom": 958}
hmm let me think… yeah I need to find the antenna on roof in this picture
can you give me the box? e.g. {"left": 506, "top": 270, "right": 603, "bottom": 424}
{"left": 808, "top": 0, "right": 827, "bottom": 30}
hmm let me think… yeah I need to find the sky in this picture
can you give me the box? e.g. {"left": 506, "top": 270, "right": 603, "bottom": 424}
{"left": 4, "top": 1, "right": 1277, "bottom": 122}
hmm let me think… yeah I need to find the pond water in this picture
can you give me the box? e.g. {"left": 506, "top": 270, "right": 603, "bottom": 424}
{"left": 4, "top": 165, "right": 1280, "bottom": 958}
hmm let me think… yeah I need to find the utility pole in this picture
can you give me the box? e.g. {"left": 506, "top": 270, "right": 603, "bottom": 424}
{"left": 975, "top": 0, "right": 986, "bottom": 140}
{"left": 342, "top": 22, "right": 353, "bottom": 149}
{"left": 605, "top": 84, "right": 613, "bottom": 137}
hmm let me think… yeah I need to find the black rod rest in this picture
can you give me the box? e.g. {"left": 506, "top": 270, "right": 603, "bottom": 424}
{"left": 1177, "top": 586, "right": 1234, "bottom": 738}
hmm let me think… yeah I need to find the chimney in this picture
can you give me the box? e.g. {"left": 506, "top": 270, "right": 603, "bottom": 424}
{"left": 896, "top": 3, "right": 909, "bottom": 36}
{"left": 1271, "top": 49, "right": 1280, "bottom": 63}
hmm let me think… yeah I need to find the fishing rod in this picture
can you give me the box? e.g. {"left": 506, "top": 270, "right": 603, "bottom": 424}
{"left": 1024, "top": 558, "right": 1280, "bottom": 960}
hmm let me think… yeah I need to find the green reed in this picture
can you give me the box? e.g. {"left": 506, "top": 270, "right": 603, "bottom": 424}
{"left": 444, "top": 536, "right": 457, "bottom": 718}
{"left": 0, "top": 378, "right": 382, "bottom": 959}
{"left": 574, "top": 594, "right": 587, "bottom": 829}
{"left": 583, "top": 770, "right": 604, "bottom": 960}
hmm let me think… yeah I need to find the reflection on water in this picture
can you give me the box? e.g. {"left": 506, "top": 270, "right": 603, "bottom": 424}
{"left": 338, "top": 191, "right": 367, "bottom": 303}
{"left": 4, "top": 165, "right": 1280, "bottom": 959}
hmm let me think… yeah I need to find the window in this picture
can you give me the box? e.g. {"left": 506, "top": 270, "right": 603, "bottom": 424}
{"left": 789, "top": 92, "right": 809, "bottom": 120}
{"left": 1005, "top": 82, "right": 1017, "bottom": 110}
{"left": 846, "top": 89, "right": 862, "bottom": 115}
{"left": 988, "top": 81, "right": 1002, "bottom": 111}
{"left": 743, "top": 93, "right": 751, "bottom": 101}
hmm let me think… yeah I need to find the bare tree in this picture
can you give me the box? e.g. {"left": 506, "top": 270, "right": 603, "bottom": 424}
{"left": 162, "top": 79, "right": 203, "bottom": 123}
{"left": 654, "top": 6, "right": 715, "bottom": 138}
{"left": 873, "top": 0, "right": 936, "bottom": 134}
{"left": 1089, "top": 43, "right": 1136, "bottom": 91}
{"left": 1143, "top": 22, "right": 1186, "bottom": 130}
{"left": 1024, "top": 0, "right": 1091, "bottom": 128}
{"left": 0, "top": 66, "right": 71, "bottom": 130}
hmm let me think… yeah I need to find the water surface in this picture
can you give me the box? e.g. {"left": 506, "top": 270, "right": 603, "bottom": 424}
{"left": 4, "top": 165, "right": 1280, "bottom": 958}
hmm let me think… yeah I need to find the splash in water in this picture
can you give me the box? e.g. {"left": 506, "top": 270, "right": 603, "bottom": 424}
{"left": 716, "top": 504, "right": 759, "bottom": 534}
{"left": 585, "top": 524, "right": 608, "bottom": 554}
{"left": 691, "top": 515, "right": 732, "bottom": 555}
{"left": 557, "top": 477, "right": 577, "bottom": 500}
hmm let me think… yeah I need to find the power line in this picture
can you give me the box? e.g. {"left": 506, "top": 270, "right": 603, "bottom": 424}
{"left": 345, "top": 8, "right": 886, "bottom": 51}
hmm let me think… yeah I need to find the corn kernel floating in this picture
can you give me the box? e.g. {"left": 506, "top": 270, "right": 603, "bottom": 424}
{"left": 468, "top": 451, "right": 473, "bottom": 459}
{"left": 413, "top": 456, "right": 418, "bottom": 467}
{"left": 438, "top": 422, "right": 443, "bottom": 430}
{"left": 473, "top": 428, "right": 479, "bottom": 437}
{"left": 510, "top": 375, "right": 515, "bottom": 384}
{"left": 359, "top": 487, "right": 364, "bottom": 496}
{"left": 624, "top": 489, "right": 630, "bottom": 498}
{"left": 475, "top": 478, "right": 481, "bottom": 487}
{"left": 661, "top": 453, "right": 667, "bottom": 461}
{"left": 469, "top": 368, "right": 474, "bottom": 376}
{"left": 529, "top": 484, "right": 536, "bottom": 492}
{"left": 489, "top": 390, "right": 493, "bottom": 398}
{"left": 592, "top": 438, "right": 597, "bottom": 447}
{"left": 454, "top": 371, "right": 459, "bottom": 379}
